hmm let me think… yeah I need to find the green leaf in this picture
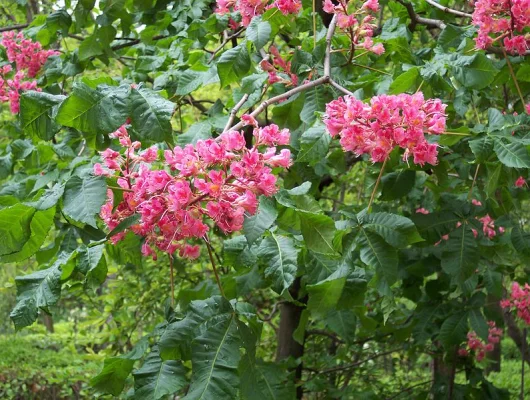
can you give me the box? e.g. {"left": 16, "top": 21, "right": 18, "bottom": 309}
{"left": 438, "top": 311, "right": 469, "bottom": 347}
{"left": 1, "top": 207, "right": 55, "bottom": 263}
{"left": 307, "top": 264, "right": 350, "bottom": 317}
{"left": 512, "top": 225, "right": 530, "bottom": 257}
{"left": 217, "top": 44, "right": 251, "bottom": 88}
{"left": 325, "top": 310, "right": 357, "bottom": 344}
{"left": 91, "top": 338, "right": 149, "bottom": 396}
{"left": 10, "top": 251, "right": 73, "bottom": 330}
{"left": 300, "top": 86, "right": 328, "bottom": 125}
{"left": 62, "top": 175, "right": 107, "bottom": 228}
{"left": 129, "top": 87, "right": 176, "bottom": 142}
{"left": 239, "top": 358, "right": 295, "bottom": 400}
{"left": 441, "top": 227, "right": 478, "bottom": 283}
{"left": 244, "top": 197, "right": 278, "bottom": 245}
{"left": 0, "top": 204, "right": 35, "bottom": 256}
{"left": 411, "top": 211, "right": 461, "bottom": 243}
{"left": 77, "top": 243, "right": 107, "bottom": 284}
{"left": 358, "top": 229, "right": 398, "bottom": 285}
{"left": 468, "top": 136, "right": 494, "bottom": 162}
{"left": 132, "top": 346, "right": 187, "bottom": 400}
{"left": 56, "top": 82, "right": 128, "bottom": 135}
{"left": 175, "top": 70, "right": 207, "bottom": 96}
{"left": 493, "top": 139, "right": 530, "bottom": 168}
{"left": 389, "top": 67, "right": 419, "bottom": 94}
{"left": 19, "top": 91, "right": 64, "bottom": 140}
{"left": 26, "top": 183, "right": 65, "bottom": 210}
{"left": 246, "top": 16, "right": 271, "bottom": 50}
{"left": 452, "top": 54, "right": 498, "bottom": 90}
{"left": 296, "top": 126, "right": 331, "bottom": 165}
{"left": 298, "top": 212, "right": 336, "bottom": 254}
{"left": 469, "top": 309, "right": 489, "bottom": 341}
{"left": 258, "top": 233, "right": 298, "bottom": 294}
{"left": 107, "top": 214, "right": 141, "bottom": 238}
{"left": 361, "top": 212, "right": 422, "bottom": 248}
{"left": 380, "top": 170, "right": 416, "bottom": 200}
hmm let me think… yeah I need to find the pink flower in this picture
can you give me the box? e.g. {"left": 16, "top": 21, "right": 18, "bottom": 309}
{"left": 501, "top": 282, "right": 530, "bottom": 325}
{"left": 472, "top": 199, "right": 483, "bottom": 206}
{"left": 415, "top": 208, "right": 430, "bottom": 214}
{"left": 215, "top": 0, "right": 300, "bottom": 26}
{"left": 461, "top": 321, "right": 503, "bottom": 362}
{"left": 515, "top": 176, "right": 526, "bottom": 187}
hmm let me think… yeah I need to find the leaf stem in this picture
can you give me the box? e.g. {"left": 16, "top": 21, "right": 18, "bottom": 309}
{"left": 503, "top": 48, "right": 526, "bottom": 107}
{"left": 368, "top": 158, "right": 387, "bottom": 213}
{"left": 169, "top": 254, "right": 175, "bottom": 308}
{"left": 468, "top": 164, "right": 480, "bottom": 200}
{"left": 204, "top": 236, "right": 225, "bottom": 298}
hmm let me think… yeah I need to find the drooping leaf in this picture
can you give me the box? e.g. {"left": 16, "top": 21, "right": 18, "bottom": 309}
{"left": 298, "top": 212, "right": 336, "bottom": 255}
{"left": 358, "top": 229, "right": 398, "bottom": 285}
{"left": 452, "top": 54, "right": 498, "bottom": 90}
{"left": 77, "top": 243, "right": 107, "bottom": 284}
{"left": 246, "top": 16, "right": 271, "bottom": 50}
{"left": 258, "top": 233, "right": 298, "bottom": 294}
{"left": 239, "top": 357, "right": 295, "bottom": 400}
{"left": 19, "top": 91, "right": 65, "bottom": 140}
{"left": 361, "top": 212, "right": 422, "bottom": 248}
{"left": 217, "top": 44, "right": 251, "bottom": 87}
{"left": 0, "top": 204, "right": 35, "bottom": 256}
{"left": 438, "top": 311, "right": 469, "bottom": 347}
{"left": 132, "top": 346, "right": 187, "bottom": 400}
{"left": 307, "top": 264, "right": 350, "bottom": 317}
{"left": 1, "top": 207, "right": 55, "bottom": 263}
{"left": 129, "top": 86, "right": 176, "bottom": 142}
{"left": 381, "top": 170, "right": 416, "bottom": 200}
{"left": 244, "top": 197, "right": 278, "bottom": 245}
{"left": 441, "top": 227, "right": 478, "bottom": 283}
{"left": 62, "top": 175, "right": 107, "bottom": 228}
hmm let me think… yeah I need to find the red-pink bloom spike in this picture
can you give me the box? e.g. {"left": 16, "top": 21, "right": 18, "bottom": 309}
{"left": 96, "top": 124, "right": 291, "bottom": 260}
{"left": 501, "top": 282, "right": 530, "bottom": 325}
{"left": 322, "top": 0, "right": 384, "bottom": 55}
{"left": 471, "top": 0, "right": 530, "bottom": 55}
{"left": 0, "top": 32, "right": 58, "bottom": 114}
{"left": 260, "top": 46, "right": 298, "bottom": 87}
{"left": 215, "top": 0, "right": 301, "bottom": 27}
{"left": 515, "top": 176, "right": 527, "bottom": 187}
{"left": 459, "top": 321, "right": 503, "bottom": 361}
{"left": 323, "top": 92, "right": 447, "bottom": 166}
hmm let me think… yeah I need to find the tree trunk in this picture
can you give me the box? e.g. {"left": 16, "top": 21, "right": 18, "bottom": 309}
{"left": 42, "top": 313, "right": 54, "bottom": 333}
{"left": 431, "top": 343, "right": 452, "bottom": 399}
{"left": 503, "top": 308, "right": 530, "bottom": 366}
{"left": 276, "top": 278, "right": 306, "bottom": 399}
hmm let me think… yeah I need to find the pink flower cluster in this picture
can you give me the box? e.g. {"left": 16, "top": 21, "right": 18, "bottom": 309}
{"left": 323, "top": 92, "right": 447, "bottom": 165}
{"left": 0, "top": 32, "right": 58, "bottom": 113}
{"left": 260, "top": 46, "right": 298, "bottom": 87}
{"left": 458, "top": 321, "right": 503, "bottom": 361}
{"left": 471, "top": 0, "right": 530, "bottom": 55}
{"left": 501, "top": 282, "right": 530, "bottom": 325}
{"left": 323, "top": 0, "right": 384, "bottom": 55}
{"left": 216, "top": 0, "right": 301, "bottom": 26}
{"left": 95, "top": 123, "right": 291, "bottom": 260}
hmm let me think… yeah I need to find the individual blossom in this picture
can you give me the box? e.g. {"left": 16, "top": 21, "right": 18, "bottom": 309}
{"left": 515, "top": 176, "right": 526, "bottom": 187}
{"left": 459, "top": 321, "right": 503, "bottom": 362}
{"left": 322, "top": 0, "right": 384, "bottom": 55}
{"left": 95, "top": 123, "right": 291, "bottom": 260}
{"left": 323, "top": 92, "right": 447, "bottom": 165}
{"left": 415, "top": 208, "right": 430, "bottom": 214}
{"left": 471, "top": 0, "right": 530, "bottom": 55}
{"left": 501, "top": 282, "right": 530, "bottom": 325}
{"left": 215, "top": 0, "right": 301, "bottom": 26}
{"left": 260, "top": 46, "right": 298, "bottom": 87}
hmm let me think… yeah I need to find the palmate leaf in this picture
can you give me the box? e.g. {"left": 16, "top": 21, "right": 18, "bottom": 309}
{"left": 129, "top": 86, "right": 176, "bottom": 142}
{"left": 159, "top": 297, "right": 259, "bottom": 400}
{"left": 360, "top": 212, "right": 422, "bottom": 248}
{"left": 243, "top": 197, "right": 278, "bottom": 245}
{"left": 0, "top": 204, "right": 35, "bottom": 256}
{"left": 55, "top": 82, "right": 129, "bottom": 135}
{"left": 258, "top": 233, "right": 299, "bottom": 294}
{"left": 10, "top": 251, "right": 75, "bottom": 330}
{"left": 441, "top": 226, "right": 478, "bottom": 283}
{"left": 1, "top": 206, "right": 55, "bottom": 263}
{"left": 493, "top": 138, "right": 530, "bottom": 168}
{"left": 19, "top": 91, "right": 65, "bottom": 140}
{"left": 239, "top": 357, "right": 295, "bottom": 400}
{"left": 132, "top": 346, "right": 187, "bottom": 400}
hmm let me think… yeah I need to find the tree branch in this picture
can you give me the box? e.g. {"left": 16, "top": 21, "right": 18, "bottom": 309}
{"left": 111, "top": 35, "right": 167, "bottom": 51}
{"left": 0, "top": 23, "right": 29, "bottom": 33}
{"left": 224, "top": 94, "right": 249, "bottom": 132}
{"left": 424, "top": 0, "right": 473, "bottom": 18}
{"left": 208, "top": 28, "right": 245, "bottom": 63}
{"left": 311, "top": 348, "right": 399, "bottom": 375}
{"left": 395, "top": 0, "right": 446, "bottom": 30}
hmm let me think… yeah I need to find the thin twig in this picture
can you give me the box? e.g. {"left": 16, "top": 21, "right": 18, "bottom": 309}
{"left": 204, "top": 237, "right": 225, "bottom": 298}
{"left": 208, "top": 28, "right": 245, "bottom": 63}
{"left": 503, "top": 47, "right": 526, "bottom": 107}
{"left": 224, "top": 94, "right": 249, "bottom": 132}
{"left": 368, "top": 158, "right": 387, "bottom": 212}
{"left": 0, "top": 23, "right": 29, "bottom": 33}
{"left": 395, "top": 0, "right": 446, "bottom": 30}
{"left": 385, "top": 378, "right": 434, "bottom": 399}
{"left": 317, "top": 348, "right": 399, "bottom": 375}
{"left": 329, "top": 79, "right": 355, "bottom": 96}
{"left": 324, "top": 15, "right": 338, "bottom": 77}
{"left": 468, "top": 164, "right": 480, "bottom": 200}
{"left": 424, "top": 0, "right": 473, "bottom": 18}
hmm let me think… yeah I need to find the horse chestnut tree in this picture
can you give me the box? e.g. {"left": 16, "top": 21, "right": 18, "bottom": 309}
{"left": 1, "top": 0, "right": 530, "bottom": 398}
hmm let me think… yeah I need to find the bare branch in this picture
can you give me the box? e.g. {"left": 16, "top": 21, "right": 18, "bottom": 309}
{"left": 396, "top": 0, "right": 446, "bottom": 30}
{"left": 208, "top": 28, "right": 245, "bottom": 63}
{"left": 424, "top": 0, "right": 473, "bottom": 18}
{"left": 111, "top": 35, "right": 167, "bottom": 51}
{"left": 324, "top": 15, "right": 338, "bottom": 77}
{"left": 329, "top": 79, "right": 355, "bottom": 96}
{"left": 0, "top": 23, "right": 29, "bottom": 33}
{"left": 223, "top": 94, "right": 249, "bottom": 132}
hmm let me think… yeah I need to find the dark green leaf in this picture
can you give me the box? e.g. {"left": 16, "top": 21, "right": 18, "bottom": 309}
{"left": 0, "top": 204, "right": 35, "bottom": 256}
{"left": 19, "top": 91, "right": 64, "bottom": 140}
{"left": 258, "top": 233, "right": 298, "bottom": 294}
{"left": 62, "top": 175, "right": 107, "bottom": 228}
{"left": 244, "top": 197, "right": 278, "bottom": 245}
